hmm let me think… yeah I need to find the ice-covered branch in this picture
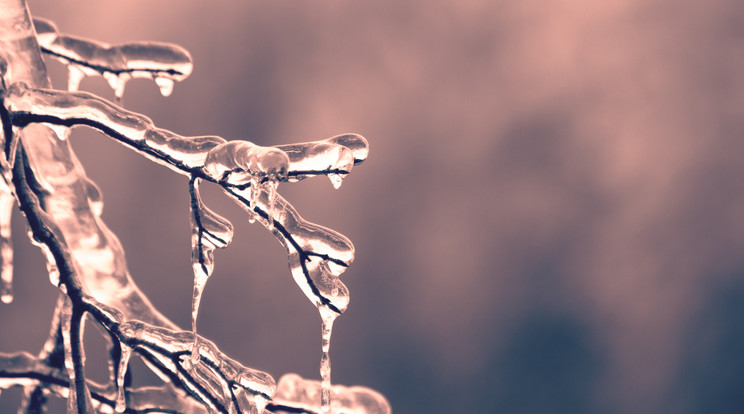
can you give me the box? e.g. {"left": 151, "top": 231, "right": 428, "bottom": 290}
{"left": 0, "top": 3, "right": 389, "bottom": 411}
{"left": 3, "top": 83, "right": 366, "bottom": 318}
{"left": 1, "top": 353, "right": 389, "bottom": 414}
{"left": 32, "top": 17, "right": 193, "bottom": 98}
{"left": 1, "top": 82, "right": 379, "bottom": 412}
{"left": 0, "top": 351, "right": 204, "bottom": 413}
{"left": 6, "top": 143, "right": 274, "bottom": 413}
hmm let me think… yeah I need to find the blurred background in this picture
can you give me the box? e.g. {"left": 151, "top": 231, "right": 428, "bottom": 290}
{"left": 2, "top": 0, "right": 744, "bottom": 413}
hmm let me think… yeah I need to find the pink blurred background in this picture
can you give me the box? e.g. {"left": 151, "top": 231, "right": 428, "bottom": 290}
{"left": 2, "top": 0, "right": 744, "bottom": 412}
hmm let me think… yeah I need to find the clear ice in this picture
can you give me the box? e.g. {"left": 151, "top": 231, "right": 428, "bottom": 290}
{"left": 273, "top": 373, "right": 391, "bottom": 414}
{"left": 0, "top": 9, "right": 386, "bottom": 412}
{"left": 274, "top": 133, "right": 369, "bottom": 184}
{"left": 188, "top": 177, "right": 234, "bottom": 367}
{"left": 32, "top": 17, "right": 193, "bottom": 99}
{"left": 115, "top": 343, "right": 133, "bottom": 413}
{"left": 319, "top": 307, "right": 338, "bottom": 413}
{"left": 2, "top": 82, "right": 376, "bottom": 414}
{"left": 0, "top": 179, "right": 14, "bottom": 303}
{"left": 118, "top": 320, "right": 276, "bottom": 412}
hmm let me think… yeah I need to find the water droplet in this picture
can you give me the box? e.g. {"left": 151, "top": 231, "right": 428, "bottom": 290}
{"left": 328, "top": 173, "right": 344, "bottom": 189}
{"left": 155, "top": 77, "right": 174, "bottom": 97}
{"left": 0, "top": 289, "right": 12, "bottom": 304}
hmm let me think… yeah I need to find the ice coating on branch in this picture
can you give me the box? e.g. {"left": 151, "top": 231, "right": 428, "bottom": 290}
{"left": 326, "top": 134, "right": 369, "bottom": 164}
{"left": 32, "top": 17, "right": 193, "bottom": 99}
{"left": 0, "top": 351, "right": 62, "bottom": 390}
{"left": 5, "top": 84, "right": 227, "bottom": 172}
{"left": 203, "top": 140, "right": 289, "bottom": 185}
{"left": 119, "top": 321, "right": 276, "bottom": 412}
{"left": 1, "top": 78, "right": 378, "bottom": 412}
{"left": 0, "top": 352, "right": 207, "bottom": 413}
{"left": 275, "top": 134, "right": 369, "bottom": 186}
{"left": 0, "top": 179, "right": 13, "bottom": 303}
{"left": 5, "top": 86, "right": 368, "bottom": 189}
{"left": 203, "top": 140, "right": 289, "bottom": 226}
{"left": 188, "top": 177, "right": 233, "bottom": 366}
{"left": 224, "top": 187, "right": 353, "bottom": 314}
{"left": 274, "top": 374, "right": 391, "bottom": 414}
{"left": 124, "top": 385, "right": 207, "bottom": 414}
{"left": 60, "top": 299, "right": 95, "bottom": 413}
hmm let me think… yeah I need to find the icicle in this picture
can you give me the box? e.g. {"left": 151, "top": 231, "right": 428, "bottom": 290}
{"left": 67, "top": 65, "right": 85, "bottom": 92}
{"left": 318, "top": 306, "right": 338, "bottom": 413}
{"left": 188, "top": 178, "right": 233, "bottom": 369}
{"left": 2, "top": 124, "right": 19, "bottom": 177}
{"left": 264, "top": 179, "right": 278, "bottom": 229}
{"left": 154, "top": 77, "right": 174, "bottom": 97}
{"left": 254, "top": 395, "right": 268, "bottom": 414}
{"left": 104, "top": 72, "right": 129, "bottom": 102}
{"left": 0, "top": 180, "right": 13, "bottom": 304}
{"left": 249, "top": 176, "right": 259, "bottom": 224}
{"left": 187, "top": 265, "right": 208, "bottom": 369}
{"left": 115, "top": 343, "right": 133, "bottom": 413}
{"left": 328, "top": 173, "right": 344, "bottom": 189}
{"left": 201, "top": 140, "right": 290, "bottom": 228}
{"left": 44, "top": 123, "right": 69, "bottom": 141}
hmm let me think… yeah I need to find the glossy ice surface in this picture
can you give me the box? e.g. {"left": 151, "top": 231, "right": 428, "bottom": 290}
{"left": 0, "top": 3, "right": 386, "bottom": 413}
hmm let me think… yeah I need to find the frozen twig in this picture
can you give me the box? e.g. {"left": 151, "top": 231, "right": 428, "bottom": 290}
{"left": 0, "top": 4, "right": 389, "bottom": 412}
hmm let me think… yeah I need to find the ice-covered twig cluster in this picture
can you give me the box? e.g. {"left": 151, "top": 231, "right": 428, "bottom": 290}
{"left": 32, "top": 17, "right": 192, "bottom": 99}
{"left": 0, "top": 3, "right": 389, "bottom": 413}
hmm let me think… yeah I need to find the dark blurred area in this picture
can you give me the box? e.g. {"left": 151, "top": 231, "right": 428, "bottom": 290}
{"left": 2, "top": 1, "right": 744, "bottom": 413}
